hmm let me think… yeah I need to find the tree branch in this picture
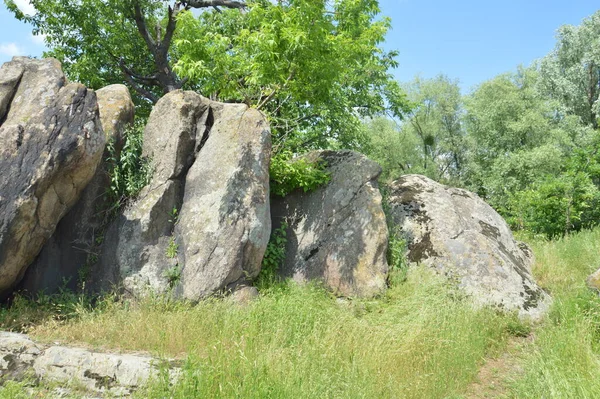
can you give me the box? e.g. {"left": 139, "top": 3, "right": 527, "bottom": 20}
{"left": 118, "top": 59, "right": 159, "bottom": 85}
{"left": 133, "top": 2, "right": 156, "bottom": 50}
{"left": 183, "top": 0, "right": 246, "bottom": 9}
{"left": 123, "top": 73, "right": 159, "bottom": 103}
{"left": 162, "top": 5, "right": 178, "bottom": 53}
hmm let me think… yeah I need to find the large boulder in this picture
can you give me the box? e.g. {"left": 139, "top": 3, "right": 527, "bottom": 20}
{"left": 386, "top": 174, "right": 550, "bottom": 319}
{"left": 175, "top": 101, "right": 272, "bottom": 300}
{"left": 90, "top": 91, "right": 271, "bottom": 300}
{"left": 0, "top": 57, "right": 105, "bottom": 298}
{"left": 271, "top": 150, "right": 389, "bottom": 298}
{"left": 20, "top": 84, "right": 134, "bottom": 295}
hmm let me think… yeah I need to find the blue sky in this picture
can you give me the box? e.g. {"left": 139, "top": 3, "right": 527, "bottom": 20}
{"left": 0, "top": 1, "right": 598, "bottom": 93}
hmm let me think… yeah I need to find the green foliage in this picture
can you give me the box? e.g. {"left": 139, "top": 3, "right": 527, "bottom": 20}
{"left": 386, "top": 233, "right": 408, "bottom": 286}
{"left": 163, "top": 265, "right": 182, "bottom": 289}
{"left": 4, "top": 0, "right": 166, "bottom": 112}
{"left": 256, "top": 222, "right": 288, "bottom": 289}
{"left": 175, "top": 0, "right": 410, "bottom": 153}
{"left": 539, "top": 11, "right": 600, "bottom": 128}
{"left": 165, "top": 236, "right": 179, "bottom": 259}
{"left": 0, "top": 288, "right": 100, "bottom": 334}
{"left": 19, "top": 268, "right": 513, "bottom": 399}
{"left": 0, "top": 380, "right": 32, "bottom": 399}
{"left": 509, "top": 228, "right": 600, "bottom": 397}
{"left": 106, "top": 120, "right": 152, "bottom": 214}
{"left": 5, "top": 0, "right": 410, "bottom": 151}
{"left": 270, "top": 151, "right": 330, "bottom": 197}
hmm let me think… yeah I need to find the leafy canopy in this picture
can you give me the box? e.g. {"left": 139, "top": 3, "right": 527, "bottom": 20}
{"left": 174, "top": 0, "right": 410, "bottom": 152}
{"left": 5, "top": 0, "right": 410, "bottom": 153}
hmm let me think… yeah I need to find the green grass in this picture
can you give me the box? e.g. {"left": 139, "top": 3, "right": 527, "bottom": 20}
{"left": 0, "top": 268, "right": 517, "bottom": 399}
{"left": 506, "top": 229, "right": 600, "bottom": 398}
{"left": 3, "top": 228, "right": 600, "bottom": 398}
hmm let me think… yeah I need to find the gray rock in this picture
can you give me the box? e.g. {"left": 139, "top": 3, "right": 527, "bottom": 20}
{"left": 586, "top": 267, "right": 600, "bottom": 293}
{"left": 34, "top": 346, "right": 178, "bottom": 395}
{"left": 95, "top": 84, "right": 134, "bottom": 152}
{"left": 176, "top": 102, "right": 271, "bottom": 300}
{"left": 0, "top": 57, "right": 105, "bottom": 298}
{"left": 0, "top": 332, "right": 179, "bottom": 396}
{"left": 271, "top": 150, "right": 389, "bottom": 298}
{"left": 91, "top": 91, "right": 271, "bottom": 300}
{"left": 386, "top": 174, "right": 550, "bottom": 320}
{"left": 20, "top": 84, "right": 135, "bottom": 295}
{"left": 230, "top": 286, "right": 259, "bottom": 305}
{"left": 0, "top": 332, "right": 42, "bottom": 381}
{"left": 91, "top": 91, "right": 210, "bottom": 295}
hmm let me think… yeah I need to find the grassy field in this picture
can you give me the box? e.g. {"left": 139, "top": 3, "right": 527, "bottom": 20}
{"left": 1, "top": 228, "right": 600, "bottom": 398}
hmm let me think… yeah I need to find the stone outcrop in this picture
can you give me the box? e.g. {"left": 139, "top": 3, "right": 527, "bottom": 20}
{"left": 0, "top": 57, "right": 105, "bottom": 298}
{"left": 586, "top": 268, "right": 600, "bottom": 293}
{"left": 95, "top": 84, "right": 134, "bottom": 152}
{"left": 91, "top": 90, "right": 271, "bottom": 300}
{"left": 271, "top": 150, "right": 389, "bottom": 298}
{"left": 20, "top": 84, "right": 134, "bottom": 295}
{"left": 0, "top": 332, "right": 179, "bottom": 396}
{"left": 386, "top": 174, "right": 550, "bottom": 319}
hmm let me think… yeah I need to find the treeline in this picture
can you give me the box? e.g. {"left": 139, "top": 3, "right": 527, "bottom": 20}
{"left": 363, "top": 11, "right": 600, "bottom": 238}
{"left": 6, "top": 0, "right": 600, "bottom": 237}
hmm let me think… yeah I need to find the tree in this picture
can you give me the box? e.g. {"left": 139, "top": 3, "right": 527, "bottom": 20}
{"left": 361, "top": 117, "right": 422, "bottom": 183}
{"left": 5, "top": 0, "right": 409, "bottom": 152}
{"left": 174, "top": 0, "right": 409, "bottom": 151}
{"left": 5, "top": 0, "right": 246, "bottom": 104}
{"left": 539, "top": 11, "right": 600, "bottom": 129}
{"left": 398, "top": 75, "right": 465, "bottom": 183}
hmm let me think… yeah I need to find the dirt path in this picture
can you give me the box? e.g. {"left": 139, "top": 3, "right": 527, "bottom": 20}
{"left": 463, "top": 335, "right": 534, "bottom": 399}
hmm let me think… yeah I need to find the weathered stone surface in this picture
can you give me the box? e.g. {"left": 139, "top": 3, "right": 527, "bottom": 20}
{"left": 271, "top": 150, "right": 389, "bottom": 298}
{"left": 95, "top": 84, "right": 134, "bottom": 150}
{"left": 20, "top": 84, "right": 135, "bottom": 295}
{"left": 34, "top": 346, "right": 177, "bottom": 395}
{"left": 0, "top": 332, "right": 41, "bottom": 381}
{"left": 90, "top": 91, "right": 209, "bottom": 295}
{"left": 0, "top": 332, "right": 179, "bottom": 396}
{"left": 230, "top": 285, "right": 259, "bottom": 305}
{"left": 91, "top": 90, "right": 271, "bottom": 299}
{"left": 176, "top": 102, "right": 271, "bottom": 300}
{"left": 587, "top": 268, "right": 600, "bottom": 293}
{"left": 0, "top": 57, "right": 105, "bottom": 298}
{"left": 386, "top": 174, "right": 550, "bottom": 319}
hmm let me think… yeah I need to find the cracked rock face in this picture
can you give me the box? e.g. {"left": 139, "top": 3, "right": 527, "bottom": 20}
{"left": 0, "top": 57, "right": 105, "bottom": 298}
{"left": 19, "top": 84, "right": 134, "bottom": 296}
{"left": 271, "top": 150, "right": 389, "bottom": 298}
{"left": 90, "top": 90, "right": 271, "bottom": 300}
{"left": 386, "top": 174, "right": 550, "bottom": 320}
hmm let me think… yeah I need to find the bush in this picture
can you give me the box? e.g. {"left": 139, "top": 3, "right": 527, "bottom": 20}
{"left": 270, "top": 151, "right": 330, "bottom": 197}
{"left": 105, "top": 119, "right": 152, "bottom": 214}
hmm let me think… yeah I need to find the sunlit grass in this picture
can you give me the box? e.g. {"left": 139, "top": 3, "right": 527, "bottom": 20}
{"left": 4, "top": 229, "right": 600, "bottom": 398}
{"left": 507, "top": 229, "right": 600, "bottom": 398}
{"left": 0, "top": 268, "right": 517, "bottom": 399}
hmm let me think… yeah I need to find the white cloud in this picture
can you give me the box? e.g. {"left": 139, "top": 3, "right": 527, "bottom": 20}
{"left": 30, "top": 33, "right": 46, "bottom": 46}
{"left": 0, "top": 43, "right": 25, "bottom": 57}
{"left": 13, "top": 0, "right": 37, "bottom": 16}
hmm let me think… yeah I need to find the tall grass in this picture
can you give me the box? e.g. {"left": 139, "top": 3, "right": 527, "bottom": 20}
{"left": 8, "top": 228, "right": 600, "bottom": 398}
{"left": 17, "top": 268, "right": 516, "bottom": 399}
{"left": 508, "top": 229, "right": 600, "bottom": 398}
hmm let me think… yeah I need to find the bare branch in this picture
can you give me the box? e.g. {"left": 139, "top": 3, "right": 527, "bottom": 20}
{"left": 118, "top": 59, "right": 159, "bottom": 85}
{"left": 123, "top": 73, "right": 159, "bottom": 103}
{"left": 133, "top": 2, "right": 156, "bottom": 50}
{"left": 162, "top": 5, "right": 178, "bottom": 52}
